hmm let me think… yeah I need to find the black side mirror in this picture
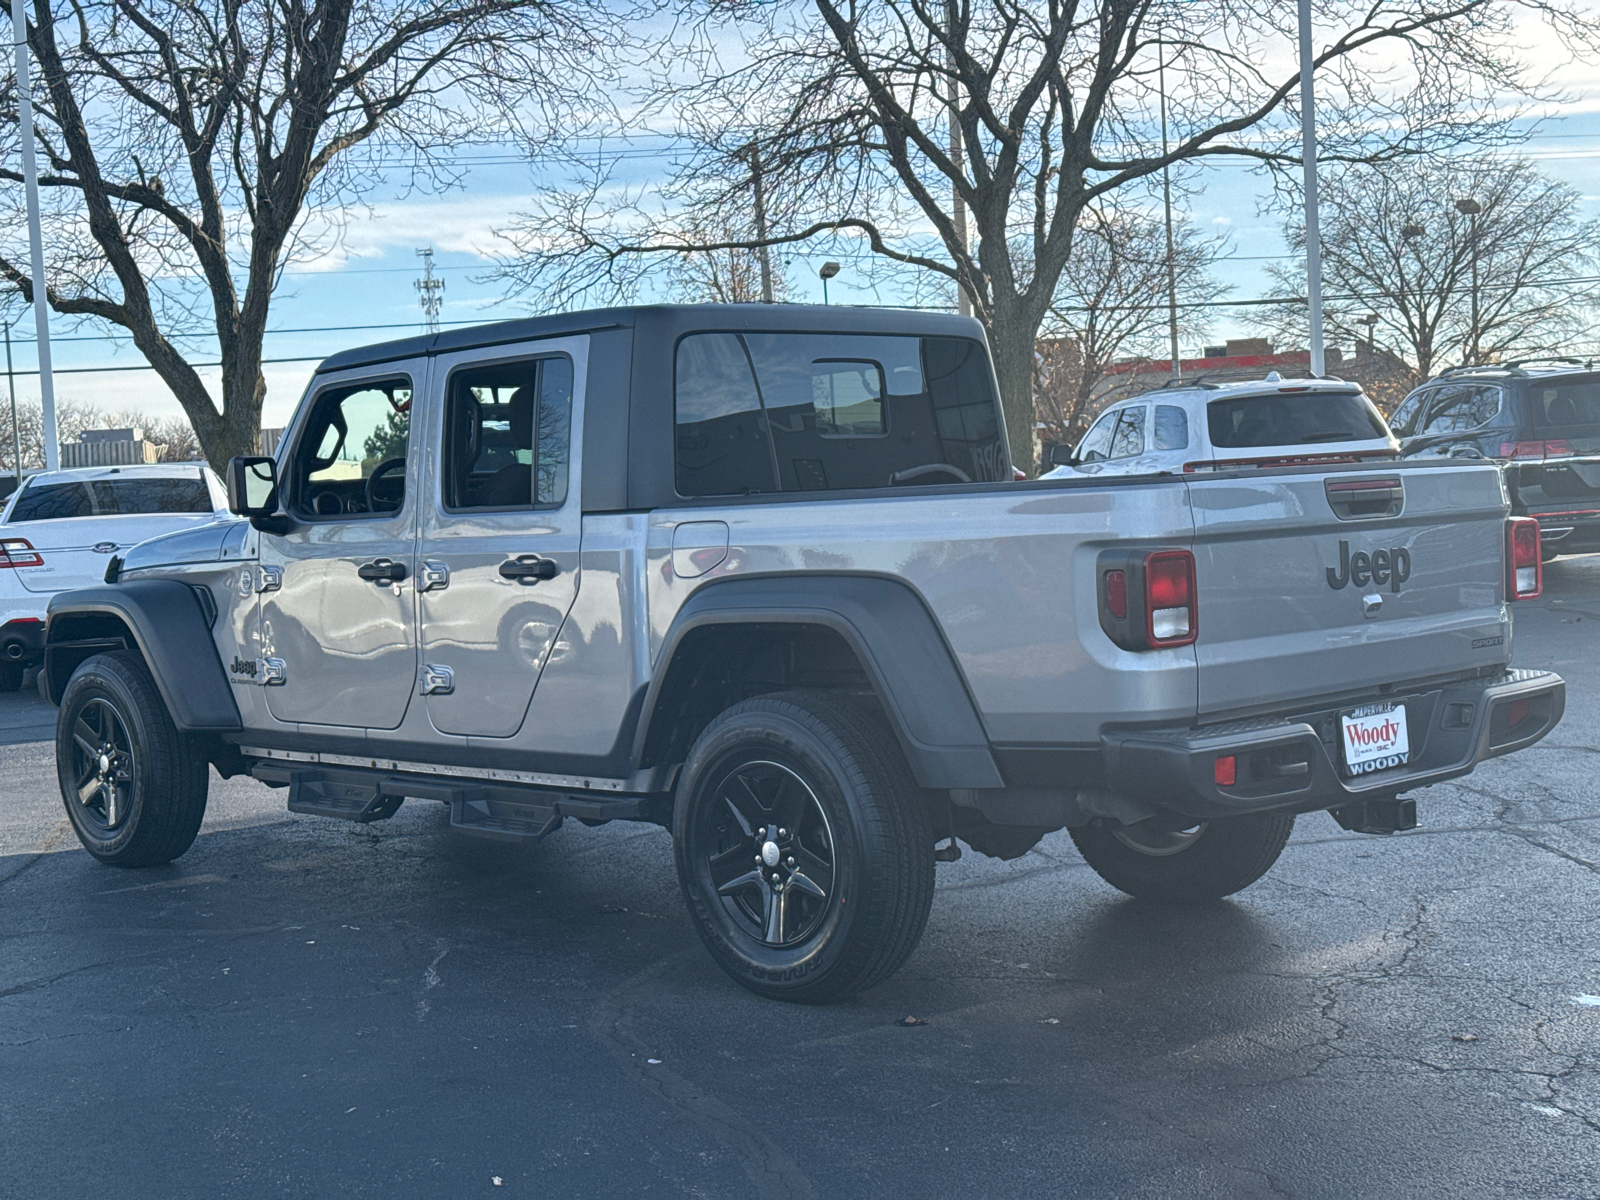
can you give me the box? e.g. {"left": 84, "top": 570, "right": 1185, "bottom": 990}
{"left": 1048, "top": 443, "right": 1077, "bottom": 468}
{"left": 226, "top": 455, "right": 278, "bottom": 516}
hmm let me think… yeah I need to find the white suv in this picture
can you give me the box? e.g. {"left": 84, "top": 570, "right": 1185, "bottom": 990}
{"left": 1045, "top": 376, "right": 1400, "bottom": 478}
{"left": 0, "top": 463, "right": 228, "bottom": 690}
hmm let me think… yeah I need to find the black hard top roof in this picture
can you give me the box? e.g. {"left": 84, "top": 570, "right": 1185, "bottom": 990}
{"left": 313, "top": 303, "right": 987, "bottom": 375}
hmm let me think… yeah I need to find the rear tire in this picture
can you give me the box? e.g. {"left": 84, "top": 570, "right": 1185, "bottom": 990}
{"left": 673, "top": 690, "right": 935, "bottom": 1003}
{"left": 1070, "top": 812, "right": 1294, "bottom": 902}
{"left": 55, "top": 651, "right": 209, "bottom": 867}
{"left": 0, "top": 660, "right": 22, "bottom": 692}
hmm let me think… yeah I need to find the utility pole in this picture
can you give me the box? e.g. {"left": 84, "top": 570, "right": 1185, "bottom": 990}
{"left": 1158, "top": 33, "right": 1180, "bottom": 379}
{"left": 747, "top": 146, "right": 775, "bottom": 304}
{"left": 1298, "top": 0, "right": 1326, "bottom": 377}
{"left": 11, "top": 0, "right": 57, "bottom": 470}
{"left": 414, "top": 248, "right": 444, "bottom": 334}
{"left": 1455, "top": 198, "right": 1482, "bottom": 363}
{"left": 947, "top": 0, "right": 971, "bottom": 317}
{"left": 4, "top": 320, "right": 19, "bottom": 487}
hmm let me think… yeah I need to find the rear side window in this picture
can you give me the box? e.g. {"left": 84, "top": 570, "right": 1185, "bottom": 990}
{"left": 1207, "top": 392, "right": 1389, "bottom": 449}
{"left": 1154, "top": 405, "right": 1189, "bottom": 451}
{"left": 1530, "top": 379, "right": 1600, "bottom": 429}
{"left": 8, "top": 478, "right": 211, "bottom": 521}
{"left": 674, "top": 332, "right": 1006, "bottom": 495}
{"left": 442, "top": 355, "right": 572, "bottom": 510}
{"left": 1422, "top": 385, "right": 1502, "bottom": 434}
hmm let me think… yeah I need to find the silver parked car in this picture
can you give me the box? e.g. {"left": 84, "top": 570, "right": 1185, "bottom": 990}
{"left": 1045, "top": 376, "right": 1400, "bottom": 478}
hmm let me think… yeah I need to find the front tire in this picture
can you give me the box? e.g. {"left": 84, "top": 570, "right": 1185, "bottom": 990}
{"left": 1070, "top": 812, "right": 1294, "bottom": 902}
{"left": 55, "top": 651, "right": 209, "bottom": 867}
{"left": 673, "top": 690, "right": 935, "bottom": 1003}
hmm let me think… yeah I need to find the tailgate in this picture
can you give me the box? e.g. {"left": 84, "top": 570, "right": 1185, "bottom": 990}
{"left": 1188, "top": 463, "right": 1510, "bottom": 717}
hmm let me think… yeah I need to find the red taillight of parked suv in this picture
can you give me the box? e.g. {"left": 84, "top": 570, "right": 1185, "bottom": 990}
{"left": 0, "top": 539, "right": 43, "bottom": 568}
{"left": 1500, "top": 439, "right": 1575, "bottom": 460}
{"left": 1507, "top": 518, "right": 1542, "bottom": 599}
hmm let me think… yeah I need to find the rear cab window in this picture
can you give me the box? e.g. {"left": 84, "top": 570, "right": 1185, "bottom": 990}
{"left": 1207, "top": 391, "right": 1389, "bottom": 449}
{"left": 674, "top": 332, "right": 1006, "bottom": 495}
{"left": 7, "top": 477, "right": 212, "bottom": 522}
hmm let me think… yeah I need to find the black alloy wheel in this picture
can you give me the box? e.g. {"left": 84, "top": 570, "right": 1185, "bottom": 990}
{"left": 694, "top": 759, "right": 837, "bottom": 950}
{"left": 67, "top": 697, "right": 137, "bottom": 833}
{"left": 673, "top": 690, "right": 935, "bottom": 1003}
{"left": 55, "top": 651, "right": 209, "bottom": 868}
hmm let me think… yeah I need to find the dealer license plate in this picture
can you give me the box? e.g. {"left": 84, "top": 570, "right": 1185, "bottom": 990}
{"left": 1340, "top": 702, "right": 1410, "bottom": 776}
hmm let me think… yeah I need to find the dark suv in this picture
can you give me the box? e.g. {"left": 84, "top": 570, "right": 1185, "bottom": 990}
{"left": 1393, "top": 358, "right": 1600, "bottom": 558}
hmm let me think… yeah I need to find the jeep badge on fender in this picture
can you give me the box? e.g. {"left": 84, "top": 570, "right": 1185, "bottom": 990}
{"left": 1327, "top": 540, "right": 1411, "bottom": 593}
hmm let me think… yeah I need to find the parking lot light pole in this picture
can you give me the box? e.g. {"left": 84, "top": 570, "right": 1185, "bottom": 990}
{"left": 11, "top": 0, "right": 59, "bottom": 471}
{"left": 819, "top": 261, "right": 841, "bottom": 305}
{"left": 1298, "top": 0, "right": 1325, "bottom": 377}
{"left": 1455, "top": 198, "right": 1483, "bottom": 364}
{"left": 4, "top": 320, "right": 19, "bottom": 486}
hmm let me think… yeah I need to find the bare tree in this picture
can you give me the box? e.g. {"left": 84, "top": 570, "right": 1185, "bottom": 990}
{"left": 667, "top": 213, "right": 792, "bottom": 303}
{"left": 497, "top": 0, "right": 1595, "bottom": 472}
{"left": 1, "top": 0, "right": 620, "bottom": 467}
{"left": 1035, "top": 202, "right": 1226, "bottom": 445}
{"left": 1262, "top": 156, "right": 1600, "bottom": 380}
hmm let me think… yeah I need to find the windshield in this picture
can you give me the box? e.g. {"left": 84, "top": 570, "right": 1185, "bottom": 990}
{"left": 8, "top": 477, "right": 213, "bottom": 522}
{"left": 1207, "top": 392, "right": 1390, "bottom": 449}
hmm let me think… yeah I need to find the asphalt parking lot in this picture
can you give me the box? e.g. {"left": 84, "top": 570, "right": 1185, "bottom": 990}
{"left": 4, "top": 561, "right": 1600, "bottom": 1199}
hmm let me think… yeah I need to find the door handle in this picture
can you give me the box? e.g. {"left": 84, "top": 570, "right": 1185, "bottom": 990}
{"left": 357, "top": 558, "right": 408, "bottom": 583}
{"left": 498, "top": 555, "right": 559, "bottom": 582}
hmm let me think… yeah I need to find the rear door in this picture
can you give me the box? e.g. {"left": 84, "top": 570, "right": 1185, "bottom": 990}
{"left": 415, "top": 337, "right": 584, "bottom": 738}
{"left": 1189, "top": 463, "right": 1510, "bottom": 717}
{"left": 5, "top": 473, "right": 220, "bottom": 594}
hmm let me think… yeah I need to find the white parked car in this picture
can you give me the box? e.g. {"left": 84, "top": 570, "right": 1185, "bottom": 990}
{"left": 0, "top": 463, "right": 229, "bottom": 690}
{"left": 1045, "top": 376, "right": 1400, "bottom": 479}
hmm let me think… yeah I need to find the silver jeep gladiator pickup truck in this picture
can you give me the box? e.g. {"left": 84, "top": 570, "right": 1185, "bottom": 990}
{"left": 42, "top": 304, "right": 1564, "bottom": 1002}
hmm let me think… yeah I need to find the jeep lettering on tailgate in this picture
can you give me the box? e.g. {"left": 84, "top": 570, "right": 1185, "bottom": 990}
{"left": 1326, "top": 540, "right": 1412, "bottom": 593}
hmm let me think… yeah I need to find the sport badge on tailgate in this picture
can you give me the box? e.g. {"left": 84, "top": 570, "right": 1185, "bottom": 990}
{"left": 1341, "top": 702, "right": 1410, "bottom": 776}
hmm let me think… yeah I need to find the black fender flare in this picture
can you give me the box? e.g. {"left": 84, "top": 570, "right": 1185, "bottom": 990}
{"left": 637, "top": 574, "right": 1004, "bottom": 790}
{"left": 45, "top": 581, "right": 242, "bottom": 732}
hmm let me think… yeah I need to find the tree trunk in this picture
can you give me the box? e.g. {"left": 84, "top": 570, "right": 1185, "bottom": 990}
{"left": 985, "top": 308, "right": 1041, "bottom": 477}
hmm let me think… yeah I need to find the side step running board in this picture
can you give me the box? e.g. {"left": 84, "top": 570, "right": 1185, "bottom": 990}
{"left": 251, "top": 761, "right": 652, "bottom": 839}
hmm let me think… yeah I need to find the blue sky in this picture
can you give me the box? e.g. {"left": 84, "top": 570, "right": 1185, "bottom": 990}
{"left": 6, "top": 42, "right": 1600, "bottom": 430}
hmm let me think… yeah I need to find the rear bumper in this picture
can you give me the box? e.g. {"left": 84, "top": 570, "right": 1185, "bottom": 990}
{"left": 1523, "top": 505, "right": 1600, "bottom": 551}
{"left": 1101, "top": 669, "right": 1564, "bottom": 822}
{"left": 0, "top": 617, "right": 46, "bottom": 667}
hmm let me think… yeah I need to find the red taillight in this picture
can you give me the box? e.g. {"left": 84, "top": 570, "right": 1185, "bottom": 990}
{"left": 1012, "top": 466, "right": 1028, "bottom": 481}
{"left": 1145, "top": 550, "right": 1197, "bottom": 646}
{"left": 1500, "top": 440, "right": 1574, "bottom": 461}
{"left": 0, "top": 539, "right": 42, "bottom": 568}
{"left": 1507, "top": 517, "right": 1542, "bottom": 599}
{"left": 1506, "top": 697, "right": 1530, "bottom": 729}
{"left": 1214, "top": 755, "right": 1237, "bottom": 787}
{"left": 1104, "top": 570, "right": 1128, "bottom": 619}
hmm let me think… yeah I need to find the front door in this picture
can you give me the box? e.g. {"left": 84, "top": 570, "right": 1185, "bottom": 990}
{"left": 258, "top": 364, "right": 426, "bottom": 730}
{"left": 415, "top": 339, "right": 584, "bottom": 738}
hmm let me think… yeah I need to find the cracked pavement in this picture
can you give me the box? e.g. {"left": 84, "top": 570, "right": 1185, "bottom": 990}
{"left": 3, "top": 559, "right": 1600, "bottom": 1197}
